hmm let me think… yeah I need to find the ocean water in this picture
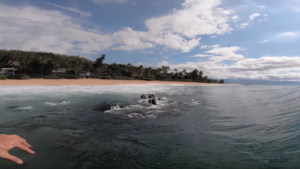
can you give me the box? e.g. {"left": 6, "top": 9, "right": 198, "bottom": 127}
{"left": 0, "top": 84, "right": 300, "bottom": 169}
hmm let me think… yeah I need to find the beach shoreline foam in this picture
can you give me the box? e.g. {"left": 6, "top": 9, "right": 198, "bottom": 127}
{"left": 0, "top": 79, "right": 236, "bottom": 86}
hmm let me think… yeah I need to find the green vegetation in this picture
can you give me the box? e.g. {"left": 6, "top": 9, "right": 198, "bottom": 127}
{"left": 0, "top": 76, "right": 7, "bottom": 80}
{"left": 0, "top": 49, "right": 224, "bottom": 83}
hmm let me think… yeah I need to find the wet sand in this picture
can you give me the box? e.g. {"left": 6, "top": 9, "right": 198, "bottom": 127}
{"left": 0, "top": 79, "right": 236, "bottom": 86}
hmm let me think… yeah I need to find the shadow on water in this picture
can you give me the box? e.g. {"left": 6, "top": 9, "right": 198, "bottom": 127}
{"left": 0, "top": 85, "right": 300, "bottom": 169}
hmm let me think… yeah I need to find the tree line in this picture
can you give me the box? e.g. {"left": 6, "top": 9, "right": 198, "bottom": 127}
{"left": 0, "top": 49, "right": 224, "bottom": 83}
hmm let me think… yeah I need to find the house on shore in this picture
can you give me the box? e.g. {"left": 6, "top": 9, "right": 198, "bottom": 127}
{"left": 0, "top": 68, "right": 18, "bottom": 76}
{"left": 131, "top": 73, "right": 142, "bottom": 79}
{"left": 79, "top": 71, "right": 94, "bottom": 77}
{"left": 52, "top": 69, "right": 67, "bottom": 75}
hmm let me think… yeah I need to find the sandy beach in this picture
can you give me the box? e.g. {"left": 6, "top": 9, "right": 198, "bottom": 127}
{"left": 0, "top": 79, "right": 235, "bottom": 86}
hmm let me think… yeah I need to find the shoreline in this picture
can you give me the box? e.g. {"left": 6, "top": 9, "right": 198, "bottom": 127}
{"left": 0, "top": 79, "right": 237, "bottom": 86}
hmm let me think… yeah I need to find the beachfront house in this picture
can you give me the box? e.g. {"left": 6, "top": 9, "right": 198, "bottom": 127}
{"left": 79, "top": 71, "right": 93, "bottom": 77}
{"left": 52, "top": 68, "right": 67, "bottom": 75}
{"left": 0, "top": 68, "right": 18, "bottom": 76}
{"left": 131, "top": 73, "right": 142, "bottom": 79}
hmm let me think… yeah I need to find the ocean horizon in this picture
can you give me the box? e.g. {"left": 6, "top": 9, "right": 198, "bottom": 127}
{"left": 1, "top": 84, "right": 300, "bottom": 169}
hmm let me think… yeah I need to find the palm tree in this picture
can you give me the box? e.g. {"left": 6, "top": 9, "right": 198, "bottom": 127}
{"left": 93, "top": 54, "right": 105, "bottom": 74}
{"left": 19, "top": 56, "right": 31, "bottom": 74}
{"left": 138, "top": 65, "right": 144, "bottom": 77}
{"left": 48, "top": 59, "right": 60, "bottom": 74}
{"left": 8, "top": 58, "right": 20, "bottom": 77}
{"left": 38, "top": 56, "right": 48, "bottom": 77}
{"left": 60, "top": 58, "right": 69, "bottom": 69}
{"left": 71, "top": 58, "right": 83, "bottom": 75}
{"left": 160, "top": 66, "right": 170, "bottom": 78}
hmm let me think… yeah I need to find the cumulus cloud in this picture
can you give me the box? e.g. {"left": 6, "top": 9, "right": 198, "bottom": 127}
{"left": 249, "top": 13, "right": 260, "bottom": 20}
{"left": 203, "top": 46, "right": 244, "bottom": 62}
{"left": 192, "top": 54, "right": 213, "bottom": 57}
{"left": 277, "top": 32, "right": 297, "bottom": 37}
{"left": 231, "top": 15, "right": 239, "bottom": 22}
{"left": 112, "top": 27, "right": 155, "bottom": 51}
{"left": 238, "top": 23, "right": 249, "bottom": 29}
{"left": 0, "top": 0, "right": 241, "bottom": 54}
{"left": 260, "top": 40, "right": 268, "bottom": 43}
{"left": 0, "top": 4, "right": 115, "bottom": 54}
{"left": 160, "top": 46, "right": 300, "bottom": 81}
{"left": 46, "top": 2, "right": 92, "bottom": 17}
{"left": 200, "top": 45, "right": 208, "bottom": 49}
{"left": 141, "top": 0, "right": 234, "bottom": 52}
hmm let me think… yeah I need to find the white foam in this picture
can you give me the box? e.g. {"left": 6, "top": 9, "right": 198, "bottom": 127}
{"left": 160, "top": 97, "right": 168, "bottom": 101}
{"left": 190, "top": 99, "right": 201, "bottom": 105}
{"left": 44, "top": 101, "right": 71, "bottom": 106}
{"left": 0, "top": 84, "right": 189, "bottom": 96}
{"left": 12, "top": 106, "right": 33, "bottom": 111}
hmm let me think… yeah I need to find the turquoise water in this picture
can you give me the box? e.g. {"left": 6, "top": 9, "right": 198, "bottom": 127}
{"left": 0, "top": 84, "right": 300, "bottom": 169}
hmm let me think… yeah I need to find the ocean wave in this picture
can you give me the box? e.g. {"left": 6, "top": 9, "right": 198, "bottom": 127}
{"left": 104, "top": 96, "right": 198, "bottom": 119}
{"left": 8, "top": 106, "right": 33, "bottom": 111}
{"left": 0, "top": 84, "right": 190, "bottom": 96}
{"left": 44, "top": 101, "right": 71, "bottom": 106}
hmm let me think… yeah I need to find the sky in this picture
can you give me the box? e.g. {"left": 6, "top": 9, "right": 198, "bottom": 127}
{"left": 0, "top": 0, "right": 300, "bottom": 82}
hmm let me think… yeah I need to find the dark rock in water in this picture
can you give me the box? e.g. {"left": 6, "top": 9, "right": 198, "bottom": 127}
{"left": 148, "top": 94, "right": 155, "bottom": 99}
{"left": 107, "top": 103, "right": 122, "bottom": 110}
{"left": 93, "top": 103, "right": 125, "bottom": 111}
{"left": 148, "top": 99, "right": 157, "bottom": 105}
{"left": 141, "top": 94, "right": 147, "bottom": 99}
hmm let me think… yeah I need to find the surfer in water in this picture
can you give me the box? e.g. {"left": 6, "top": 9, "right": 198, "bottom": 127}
{"left": 0, "top": 134, "right": 35, "bottom": 164}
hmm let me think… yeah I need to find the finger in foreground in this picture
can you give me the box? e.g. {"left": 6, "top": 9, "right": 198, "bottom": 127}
{"left": 21, "top": 141, "right": 31, "bottom": 147}
{"left": 16, "top": 144, "right": 35, "bottom": 154}
{"left": 1, "top": 153, "right": 23, "bottom": 164}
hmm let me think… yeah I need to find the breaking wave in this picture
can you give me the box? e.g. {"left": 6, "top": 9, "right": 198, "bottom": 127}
{"left": 44, "top": 101, "right": 71, "bottom": 106}
{"left": 8, "top": 106, "right": 33, "bottom": 111}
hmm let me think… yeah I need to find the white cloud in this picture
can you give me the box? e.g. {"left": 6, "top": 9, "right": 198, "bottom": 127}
{"left": 211, "top": 44, "right": 220, "bottom": 48}
{"left": 46, "top": 2, "right": 92, "bottom": 17}
{"left": 0, "top": 4, "right": 115, "bottom": 54}
{"left": 231, "top": 15, "right": 239, "bottom": 22}
{"left": 201, "top": 45, "right": 208, "bottom": 49}
{"left": 192, "top": 54, "right": 213, "bottom": 57}
{"left": 204, "top": 46, "right": 244, "bottom": 62}
{"left": 257, "top": 6, "right": 265, "bottom": 8}
{"left": 145, "top": 0, "right": 233, "bottom": 38}
{"left": 249, "top": 13, "right": 260, "bottom": 20}
{"left": 141, "top": 0, "right": 234, "bottom": 52}
{"left": 260, "top": 40, "right": 268, "bottom": 43}
{"left": 238, "top": 23, "right": 249, "bottom": 29}
{"left": 201, "top": 44, "right": 220, "bottom": 49}
{"left": 277, "top": 32, "right": 297, "bottom": 37}
{"left": 211, "top": 36, "right": 217, "bottom": 38}
{"left": 161, "top": 48, "right": 300, "bottom": 81}
{"left": 0, "top": 0, "right": 240, "bottom": 54}
{"left": 264, "top": 14, "right": 268, "bottom": 17}
{"left": 112, "top": 27, "right": 155, "bottom": 51}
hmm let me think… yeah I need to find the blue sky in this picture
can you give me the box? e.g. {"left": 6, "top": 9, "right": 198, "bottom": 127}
{"left": 0, "top": 0, "right": 300, "bottom": 81}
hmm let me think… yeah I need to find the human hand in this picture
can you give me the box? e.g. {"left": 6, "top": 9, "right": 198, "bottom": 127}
{"left": 0, "top": 134, "right": 35, "bottom": 164}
